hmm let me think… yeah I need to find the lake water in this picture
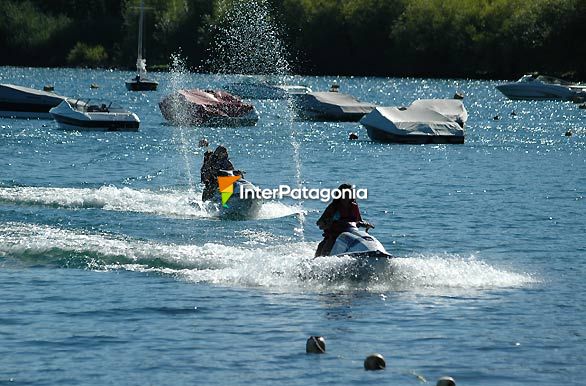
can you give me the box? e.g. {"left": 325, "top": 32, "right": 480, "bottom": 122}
{"left": 0, "top": 67, "right": 584, "bottom": 385}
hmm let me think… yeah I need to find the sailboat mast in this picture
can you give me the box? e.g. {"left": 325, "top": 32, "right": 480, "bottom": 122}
{"left": 137, "top": 0, "right": 144, "bottom": 61}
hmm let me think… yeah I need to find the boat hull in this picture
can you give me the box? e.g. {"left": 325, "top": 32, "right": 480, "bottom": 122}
{"left": 289, "top": 92, "right": 375, "bottom": 122}
{"left": 159, "top": 89, "right": 259, "bottom": 127}
{"left": 495, "top": 84, "right": 576, "bottom": 100}
{"left": 52, "top": 116, "right": 140, "bottom": 131}
{"left": 126, "top": 79, "right": 158, "bottom": 92}
{"left": 302, "top": 253, "right": 395, "bottom": 281}
{"left": 366, "top": 125, "right": 465, "bottom": 144}
{"left": 50, "top": 101, "right": 140, "bottom": 132}
{"left": 0, "top": 84, "right": 67, "bottom": 119}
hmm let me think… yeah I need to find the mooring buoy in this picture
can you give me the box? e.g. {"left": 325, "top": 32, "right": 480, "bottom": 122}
{"left": 306, "top": 336, "right": 326, "bottom": 354}
{"left": 436, "top": 376, "right": 456, "bottom": 386}
{"left": 364, "top": 353, "right": 386, "bottom": 370}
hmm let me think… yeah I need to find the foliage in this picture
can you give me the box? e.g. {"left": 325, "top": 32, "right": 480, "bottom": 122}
{"left": 66, "top": 43, "right": 109, "bottom": 66}
{"left": 0, "top": 0, "right": 585, "bottom": 78}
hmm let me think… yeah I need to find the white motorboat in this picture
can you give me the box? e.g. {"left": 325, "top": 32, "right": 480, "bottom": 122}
{"left": 290, "top": 90, "right": 376, "bottom": 121}
{"left": 360, "top": 99, "right": 467, "bottom": 144}
{"left": 496, "top": 74, "right": 586, "bottom": 100}
{"left": 0, "top": 84, "right": 68, "bottom": 119}
{"left": 49, "top": 100, "right": 140, "bottom": 131}
{"left": 125, "top": 0, "right": 158, "bottom": 91}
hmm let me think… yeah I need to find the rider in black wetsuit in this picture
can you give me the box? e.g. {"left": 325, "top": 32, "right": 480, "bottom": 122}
{"left": 201, "top": 145, "right": 236, "bottom": 201}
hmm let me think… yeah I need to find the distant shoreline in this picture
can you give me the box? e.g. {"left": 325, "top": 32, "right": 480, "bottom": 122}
{"left": 0, "top": 65, "right": 544, "bottom": 83}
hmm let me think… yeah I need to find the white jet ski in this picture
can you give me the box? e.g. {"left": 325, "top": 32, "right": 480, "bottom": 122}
{"left": 304, "top": 223, "right": 393, "bottom": 281}
{"left": 330, "top": 223, "right": 391, "bottom": 258}
{"left": 214, "top": 170, "right": 263, "bottom": 220}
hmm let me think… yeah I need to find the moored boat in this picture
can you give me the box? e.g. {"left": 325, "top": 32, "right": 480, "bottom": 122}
{"left": 49, "top": 100, "right": 140, "bottom": 131}
{"left": 223, "top": 78, "right": 311, "bottom": 99}
{"left": 496, "top": 74, "right": 586, "bottom": 100}
{"left": 0, "top": 84, "right": 68, "bottom": 119}
{"left": 289, "top": 89, "right": 376, "bottom": 121}
{"left": 361, "top": 99, "right": 467, "bottom": 144}
{"left": 125, "top": 0, "right": 158, "bottom": 91}
{"left": 159, "top": 89, "right": 258, "bottom": 126}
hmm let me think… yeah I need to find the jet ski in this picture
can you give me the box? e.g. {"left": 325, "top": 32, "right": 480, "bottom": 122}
{"left": 304, "top": 223, "right": 394, "bottom": 281}
{"left": 208, "top": 170, "right": 263, "bottom": 220}
{"left": 329, "top": 222, "right": 391, "bottom": 258}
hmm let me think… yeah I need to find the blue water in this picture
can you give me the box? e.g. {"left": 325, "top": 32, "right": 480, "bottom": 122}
{"left": 0, "top": 67, "right": 584, "bottom": 385}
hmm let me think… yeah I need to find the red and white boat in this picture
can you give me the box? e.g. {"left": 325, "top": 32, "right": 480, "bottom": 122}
{"left": 158, "top": 89, "right": 258, "bottom": 126}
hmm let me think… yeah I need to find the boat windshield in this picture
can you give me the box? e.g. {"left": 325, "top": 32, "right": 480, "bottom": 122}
{"left": 78, "top": 100, "right": 126, "bottom": 113}
{"left": 536, "top": 75, "right": 574, "bottom": 86}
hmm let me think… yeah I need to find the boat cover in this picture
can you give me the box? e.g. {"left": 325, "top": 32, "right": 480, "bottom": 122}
{"left": 293, "top": 91, "right": 376, "bottom": 120}
{"left": 159, "top": 89, "right": 256, "bottom": 125}
{"left": 361, "top": 99, "right": 467, "bottom": 138}
{"left": 0, "top": 83, "right": 66, "bottom": 105}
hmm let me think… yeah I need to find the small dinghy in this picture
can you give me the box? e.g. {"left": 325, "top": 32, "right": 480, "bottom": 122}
{"left": 361, "top": 99, "right": 467, "bottom": 144}
{"left": 159, "top": 89, "right": 258, "bottom": 126}
{"left": 49, "top": 100, "right": 140, "bottom": 131}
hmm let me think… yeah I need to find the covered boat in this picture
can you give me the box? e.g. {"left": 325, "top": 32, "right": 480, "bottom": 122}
{"left": 223, "top": 78, "right": 311, "bottom": 99}
{"left": 49, "top": 100, "right": 140, "bottom": 131}
{"left": 0, "top": 84, "right": 68, "bottom": 119}
{"left": 360, "top": 99, "right": 467, "bottom": 144}
{"left": 496, "top": 74, "right": 586, "bottom": 100}
{"left": 159, "top": 89, "right": 258, "bottom": 126}
{"left": 290, "top": 90, "right": 376, "bottom": 121}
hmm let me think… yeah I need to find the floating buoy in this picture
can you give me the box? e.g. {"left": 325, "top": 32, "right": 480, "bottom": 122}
{"left": 364, "top": 353, "right": 386, "bottom": 370}
{"left": 453, "top": 91, "right": 464, "bottom": 100}
{"left": 199, "top": 138, "right": 209, "bottom": 147}
{"left": 90, "top": 83, "right": 99, "bottom": 89}
{"left": 510, "top": 111, "right": 517, "bottom": 116}
{"left": 306, "top": 336, "right": 326, "bottom": 354}
{"left": 493, "top": 115, "right": 500, "bottom": 120}
{"left": 436, "top": 376, "right": 456, "bottom": 386}
{"left": 349, "top": 132, "right": 359, "bottom": 140}
{"left": 43, "top": 85, "right": 54, "bottom": 92}
{"left": 565, "top": 130, "right": 573, "bottom": 137}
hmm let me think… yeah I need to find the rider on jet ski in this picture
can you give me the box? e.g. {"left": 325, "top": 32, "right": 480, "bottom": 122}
{"left": 201, "top": 145, "right": 241, "bottom": 201}
{"left": 315, "top": 183, "right": 374, "bottom": 257}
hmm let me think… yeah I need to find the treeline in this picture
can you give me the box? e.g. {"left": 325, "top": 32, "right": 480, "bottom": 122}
{"left": 1, "top": 0, "right": 585, "bottom": 79}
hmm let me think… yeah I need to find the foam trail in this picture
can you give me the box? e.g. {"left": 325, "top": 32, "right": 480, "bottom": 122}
{"left": 0, "top": 222, "right": 538, "bottom": 292}
{"left": 0, "top": 186, "right": 209, "bottom": 218}
{"left": 388, "top": 253, "right": 537, "bottom": 290}
{"left": 0, "top": 186, "right": 302, "bottom": 220}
